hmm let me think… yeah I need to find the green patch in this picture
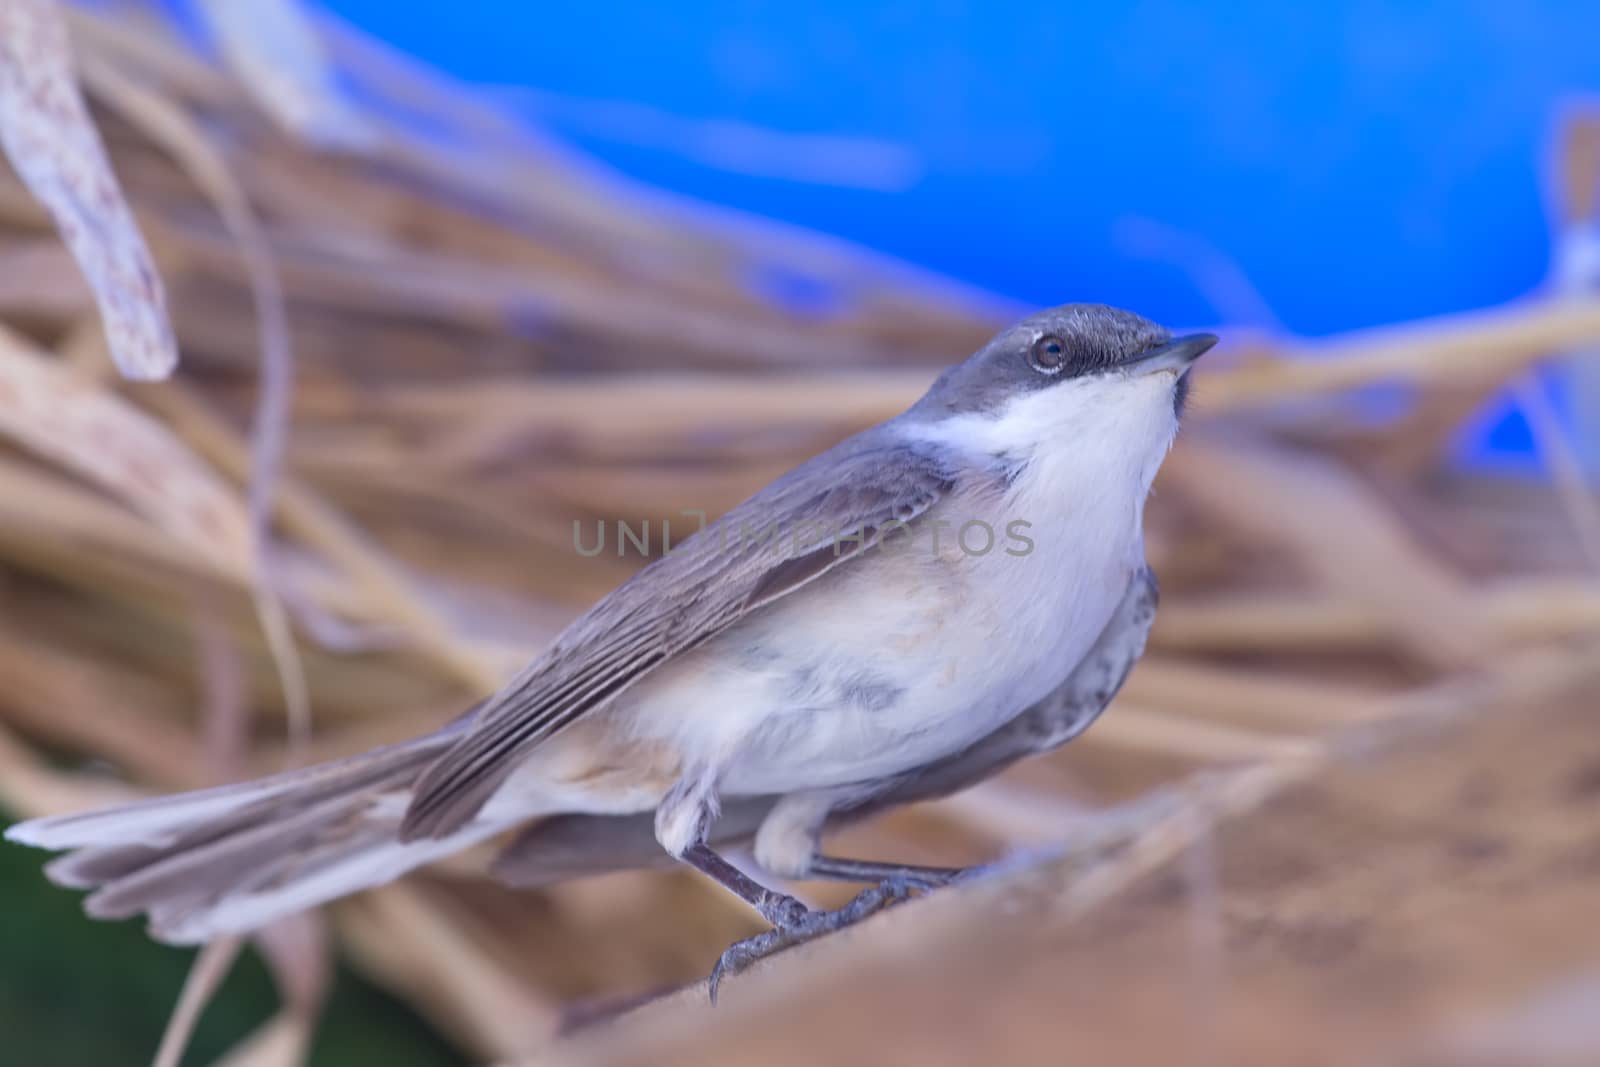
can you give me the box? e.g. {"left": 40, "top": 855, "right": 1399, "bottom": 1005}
{"left": 0, "top": 821, "right": 465, "bottom": 1067}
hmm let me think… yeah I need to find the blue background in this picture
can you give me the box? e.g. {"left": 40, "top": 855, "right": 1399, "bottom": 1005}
{"left": 319, "top": 2, "right": 1600, "bottom": 460}
{"left": 321, "top": 1, "right": 1600, "bottom": 332}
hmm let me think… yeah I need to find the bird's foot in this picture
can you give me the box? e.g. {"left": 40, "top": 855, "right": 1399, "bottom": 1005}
{"left": 752, "top": 888, "right": 810, "bottom": 928}
{"left": 707, "top": 876, "right": 927, "bottom": 1002}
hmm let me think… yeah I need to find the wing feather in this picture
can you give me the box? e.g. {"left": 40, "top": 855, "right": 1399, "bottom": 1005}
{"left": 401, "top": 433, "right": 958, "bottom": 839}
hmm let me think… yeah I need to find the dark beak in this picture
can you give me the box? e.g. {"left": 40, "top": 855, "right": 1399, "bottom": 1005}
{"left": 1127, "top": 333, "right": 1218, "bottom": 375}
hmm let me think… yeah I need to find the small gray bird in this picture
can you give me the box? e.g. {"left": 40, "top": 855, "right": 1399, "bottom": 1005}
{"left": 7, "top": 304, "right": 1214, "bottom": 991}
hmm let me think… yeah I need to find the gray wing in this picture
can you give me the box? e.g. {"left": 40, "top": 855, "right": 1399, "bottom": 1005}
{"left": 401, "top": 431, "right": 959, "bottom": 840}
{"left": 490, "top": 565, "right": 1159, "bottom": 886}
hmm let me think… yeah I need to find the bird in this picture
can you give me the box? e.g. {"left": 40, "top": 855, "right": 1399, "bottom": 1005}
{"left": 6, "top": 303, "right": 1214, "bottom": 995}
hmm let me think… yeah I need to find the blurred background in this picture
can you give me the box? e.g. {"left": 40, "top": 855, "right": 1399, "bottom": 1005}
{"left": 0, "top": 2, "right": 1598, "bottom": 1065}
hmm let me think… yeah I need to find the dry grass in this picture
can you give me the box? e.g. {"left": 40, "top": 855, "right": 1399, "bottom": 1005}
{"left": 0, "top": 4, "right": 1598, "bottom": 1065}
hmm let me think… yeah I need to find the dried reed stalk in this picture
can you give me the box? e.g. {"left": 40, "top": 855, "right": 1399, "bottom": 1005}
{"left": 0, "top": 4, "right": 1597, "bottom": 1065}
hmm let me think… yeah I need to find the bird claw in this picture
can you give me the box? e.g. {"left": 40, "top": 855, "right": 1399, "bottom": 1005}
{"left": 706, "top": 877, "right": 928, "bottom": 1002}
{"left": 753, "top": 890, "right": 810, "bottom": 928}
{"left": 708, "top": 925, "right": 796, "bottom": 1002}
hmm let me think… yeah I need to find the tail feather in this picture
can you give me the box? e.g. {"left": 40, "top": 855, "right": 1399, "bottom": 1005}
{"left": 81, "top": 791, "right": 374, "bottom": 922}
{"left": 3, "top": 727, "right": 504, "bottom": 944}
{"left": 150, "top": 827, "right": 477, "bottom": 944}
{"left": 8, "top": 731, "right": 452, "bottom": 851}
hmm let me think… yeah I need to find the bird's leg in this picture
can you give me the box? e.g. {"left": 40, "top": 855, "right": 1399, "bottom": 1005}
{"left": 660, "top": 770, "right": 812, "bottom": 930}
{"left": 701, "top": 851, "right": 981, "bottom": 1000}
{"left": 690, "top": 791, "right": 976, "bottom": 997}
{"left": 679, "top": 842, "right": 810, "bottom": 928}
{"left": 701, "top": 872, "right": 922, "bottom": 1001}
{"left": 750, "top": 790, "right": 973, "bottom": 890}
{"left": 676, "top": 787, "right": 969, "bottom": 998}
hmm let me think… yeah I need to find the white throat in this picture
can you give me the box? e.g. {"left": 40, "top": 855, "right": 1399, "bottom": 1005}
{"left": 911, "top": 370, "right": 1183, "bottom": 509}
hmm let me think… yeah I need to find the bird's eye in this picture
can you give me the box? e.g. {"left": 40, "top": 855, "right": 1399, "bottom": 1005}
{"left": 1029, "top": 335, "right": 1067, "bottom": 374}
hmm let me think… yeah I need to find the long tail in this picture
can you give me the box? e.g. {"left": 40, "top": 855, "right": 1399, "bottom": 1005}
{"left": 5, "top": 726, "right": 505, "bottom": 945}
